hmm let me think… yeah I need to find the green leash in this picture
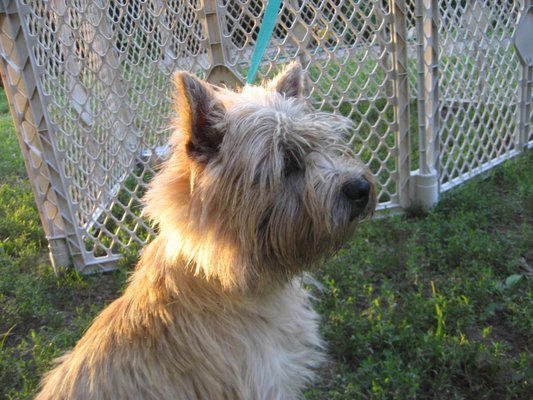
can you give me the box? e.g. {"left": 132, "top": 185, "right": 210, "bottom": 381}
{"left": 246, "top": 0, "right": 282, "bottom": 84}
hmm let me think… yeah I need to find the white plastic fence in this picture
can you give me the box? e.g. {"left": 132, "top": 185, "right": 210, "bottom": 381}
{"left": 0, "top": 0, "right": 531, "bottom": 272}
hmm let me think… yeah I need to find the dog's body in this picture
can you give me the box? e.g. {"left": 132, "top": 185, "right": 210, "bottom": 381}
{"left": 37, "top": 242, "right": 322, "bottom": 399}
{"left": 36, "top": 63, "right": 375, "bottom": 400}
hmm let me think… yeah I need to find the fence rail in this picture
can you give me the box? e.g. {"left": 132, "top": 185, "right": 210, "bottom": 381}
{"left": 0, "top": 0, "right": 531, "bottom": 272}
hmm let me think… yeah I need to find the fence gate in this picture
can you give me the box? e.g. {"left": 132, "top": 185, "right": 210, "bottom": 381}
{"left": 0, "top": 0, "right": 531, "bottom": 272}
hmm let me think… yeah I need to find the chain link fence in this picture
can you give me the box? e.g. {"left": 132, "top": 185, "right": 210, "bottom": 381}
{"left": 0, "top": 0, "right": 531, "bottom": 272}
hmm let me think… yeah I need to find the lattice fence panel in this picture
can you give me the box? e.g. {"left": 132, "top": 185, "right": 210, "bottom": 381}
{"left": 0, "top": 0, "right": 530, "bottom": 272}
{"left": 1, "top": 0, "right": 213, "bottom": 270}
{"left": 437, "top": 0, "right": 522, "bottom": 190}
{"left": 1, "top": 0, "right": 409, "bottom": 271}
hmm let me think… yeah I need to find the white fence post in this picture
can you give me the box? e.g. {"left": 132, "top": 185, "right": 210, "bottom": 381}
{"left": 411, "top": 0, "right": 439, "bottom": 208}
{"left": 390, "top": 0, "right": 411, "bottom": 209}
{"left": 0, "top": 1, "right": 73, "bottom": 270}
{"left": 199, "top": 0, "right": 242, "bottom": 88}
{"left": 516, "top": 0, "right": 533, "bottom": 148}
{"left": 519, "top": 66, "right": 533, "bottom": 148}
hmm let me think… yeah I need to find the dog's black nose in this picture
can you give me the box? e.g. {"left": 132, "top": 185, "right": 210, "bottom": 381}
{"left": 342, "top": 178, "right": 370, "bottom": 210}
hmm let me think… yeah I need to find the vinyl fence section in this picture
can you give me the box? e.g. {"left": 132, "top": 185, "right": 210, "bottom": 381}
{"left": 0, "top": 0, "right": 531, "bottom": 272}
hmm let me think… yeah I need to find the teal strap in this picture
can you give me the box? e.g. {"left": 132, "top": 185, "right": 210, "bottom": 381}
{"left": 246, "top": 0, "right": 282, "bottom": 84}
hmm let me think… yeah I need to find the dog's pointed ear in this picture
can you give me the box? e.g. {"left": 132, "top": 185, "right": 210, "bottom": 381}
{"left": 173, "top": 71, "right": 225, "bottom": 164}
{"left": 267, "top": 61, "right": 304, "bottom": 98}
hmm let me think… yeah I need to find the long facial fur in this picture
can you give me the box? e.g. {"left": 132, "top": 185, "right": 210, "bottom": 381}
{"left": 143, "top": 62, "right": 376, "bottom": 291}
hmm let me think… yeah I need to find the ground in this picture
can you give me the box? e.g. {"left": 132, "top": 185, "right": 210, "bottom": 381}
{"left": 0, "top": 87, "right": 532, "bottom": 399}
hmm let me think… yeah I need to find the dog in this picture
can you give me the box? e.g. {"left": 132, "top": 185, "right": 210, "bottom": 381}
{"left": 36, "top": 62, "right": 376, "bottom": 399}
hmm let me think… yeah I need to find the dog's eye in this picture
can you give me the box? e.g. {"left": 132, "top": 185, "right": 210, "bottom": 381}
{"left": 283, "top": 153, "right": 302, "bottom": 177}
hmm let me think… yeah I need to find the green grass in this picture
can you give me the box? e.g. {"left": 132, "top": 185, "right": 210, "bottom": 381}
{"left": 305, "top": 155, "right": 533, "bottom": 399}
{"left": 1, "top": 84, "right": 532, "bottom": 400}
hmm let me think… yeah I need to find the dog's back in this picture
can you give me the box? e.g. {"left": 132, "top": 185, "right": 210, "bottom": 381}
{"left": 36, "top": 237, "right": 323, "bottom": 400}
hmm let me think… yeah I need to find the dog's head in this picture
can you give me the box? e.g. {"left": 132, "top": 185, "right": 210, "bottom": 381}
{"left": 144, "top": 63, "right": 376, "bottom": 290}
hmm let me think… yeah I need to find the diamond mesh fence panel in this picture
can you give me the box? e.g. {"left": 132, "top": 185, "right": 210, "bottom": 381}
{"left": 436, "top": 0, "right": 523, "bottom": 190}
{"left": 0, "top": 0, "right": 213, "bottom": 270}
{"left": 0, "top": 0, "right": 530, "bottom": 272}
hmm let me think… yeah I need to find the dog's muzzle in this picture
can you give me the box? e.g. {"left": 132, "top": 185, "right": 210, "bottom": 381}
{"left": 342, "top": 177, "right": 372, "bottom": 221}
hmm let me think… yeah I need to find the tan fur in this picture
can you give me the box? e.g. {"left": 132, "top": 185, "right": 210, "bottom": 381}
{"left": 36, "top": 63, "right": 376, "bottom": 400}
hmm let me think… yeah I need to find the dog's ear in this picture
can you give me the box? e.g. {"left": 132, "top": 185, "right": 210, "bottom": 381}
{"left": 267, "top": 61, "right": 304, "bottom": 98}
{"left": 173, "top": 72, "right": 225, "bottom": 164}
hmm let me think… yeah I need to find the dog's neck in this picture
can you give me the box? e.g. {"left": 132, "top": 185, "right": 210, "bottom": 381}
{"left": 130, "top": 235, "right": 294, "bottom": 299}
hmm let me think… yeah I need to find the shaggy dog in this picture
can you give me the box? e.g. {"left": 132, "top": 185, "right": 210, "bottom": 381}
{"left": 36, "top": 62, "right": 375, "bottom": 399}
